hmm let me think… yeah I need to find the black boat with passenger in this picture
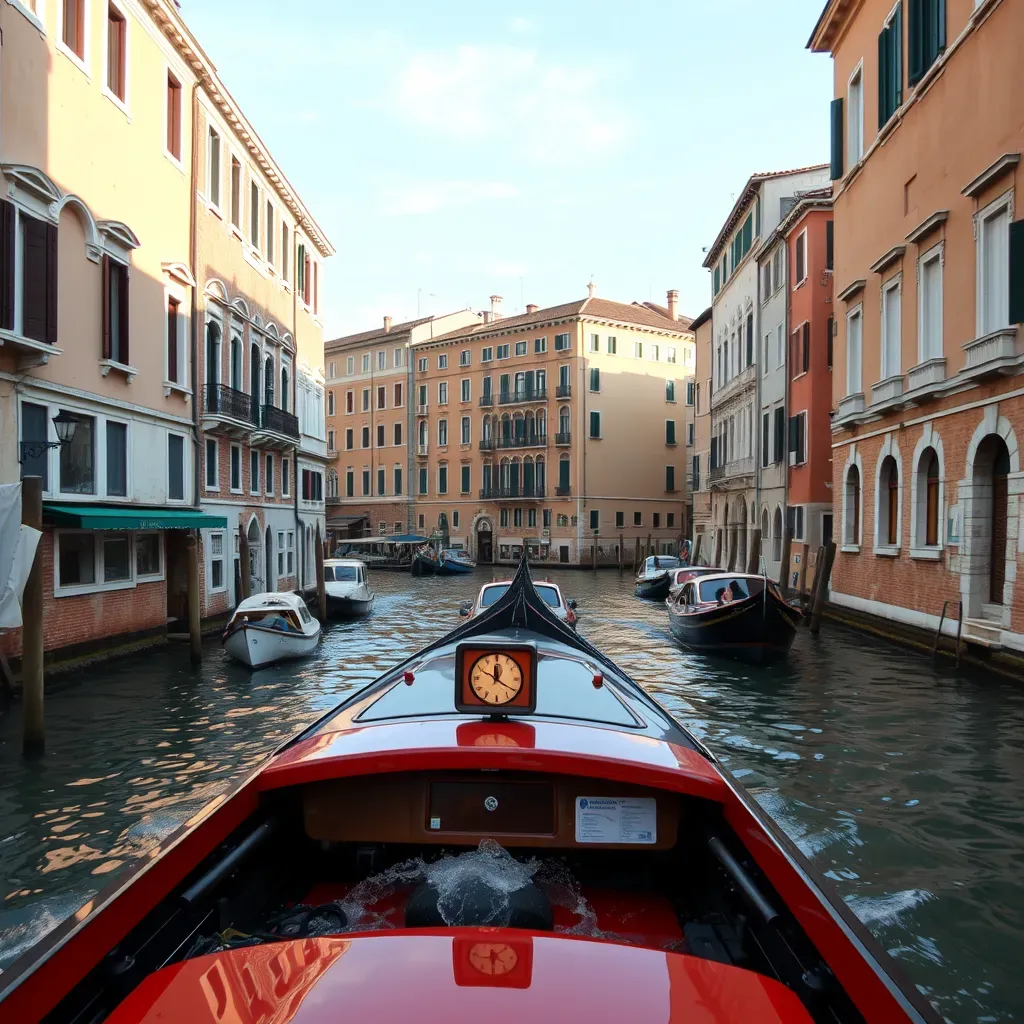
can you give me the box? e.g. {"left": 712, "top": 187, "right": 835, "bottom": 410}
{"left": 666, "top": 571, "right": 800, "bottom": 664}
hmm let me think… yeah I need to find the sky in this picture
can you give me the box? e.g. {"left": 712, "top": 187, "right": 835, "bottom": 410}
{"left": 181, "top": 0, "right": 833, "bottom": 338}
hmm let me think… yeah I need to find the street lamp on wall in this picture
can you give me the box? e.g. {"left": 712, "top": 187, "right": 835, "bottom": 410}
{"left": 18, "top": 410, "right": 79, "bottom": 463}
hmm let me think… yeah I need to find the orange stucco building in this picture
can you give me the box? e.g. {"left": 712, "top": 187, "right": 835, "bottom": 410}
{"left": 325, "top": 290, "right": 695, "bottom": 566}
{"left": 811, "top": 0, "right": 1024, "bottom": 649}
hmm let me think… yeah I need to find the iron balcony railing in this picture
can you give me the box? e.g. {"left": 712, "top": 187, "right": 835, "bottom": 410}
{"left": 259, "top": 403, "right": 300, "bottom": 439}
{"left": 498, "top": 388, "right": 547, "bottom": 405}
{"left": 555, "top": 485, "right": 572, "bottom": 496}
{"left": 479, "top": 394, "right": 494, "bottom": 408}
{"left": 555, "top": 384, "right": 572, "bottom": 398}
{"left": 554, "top": 431, "right": 571, "bottom": 445}
{"left": 496, "top": 433, "right": 547, "bottom": 450}
{"left": 479, "top": 485, "right": 547, "bottom": 501}
{"left": 203, "top": 383, "right": 253, "bottom": 422}
{"left": 479, "top": 438, "right": 496, "bottom": 451}
{"left": 708, "top": 455, "right": 755, "bottom": 483}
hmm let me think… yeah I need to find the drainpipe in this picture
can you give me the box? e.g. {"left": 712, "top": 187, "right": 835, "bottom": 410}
{"left": 189, "top": 81, "right": 201, "bottom": 509}
{"left": 291, "top": 228, "right": 302, "bottom": 588}
{"left": 754, "top": 251, "right": 763, "bottom": 573}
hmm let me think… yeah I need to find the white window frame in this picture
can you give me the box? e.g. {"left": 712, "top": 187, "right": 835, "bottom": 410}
{"left": 163, "top": 64, "right": 186, "bottom": 173}
{"left": 166, "top": 430, "right": 188, "bottom": 504}
{"left": 204, "top": 436, "right": 219, "bottom": 492}
{"left": 437, "top": 462, "right": 449, "bottom": 495}
{"left": 207, "top": 530, "right": 227, "bottom": 594}
{"left": 53, "top": 529, "right": 147, "bottom": 598}
{"left": 395, "top": 347, "right": 404, "bottom": 367}
{"left": 229, "top": 443, "right": 242, "bottom": 493}
{"left": 438, "top": 353, "right": 448, "bottom": 369}
{"left": 135, "top": 531, "right": 165, "bottom": 582}
{"left": 841, "top": 451, "right": 863, "bottom": 552}
{"left": 880, "top": 274, "right": 902, "bottom": 380}
{"left": 873, "top": 438, "right": 903, "bottom": 555}
{"left": 846, "top": 304, "right": 864, "bottom": 395}
{"left": 265, "top": 452, "right": 274, "bottom": 496}
{"left": 515, "top": 340, "right": 527, "bottom": 356}
{"left": 346, "top": 356, "right": 355, "bottom": 375}
{"left": 461, "top": 378, "right": 471, "bottom": 403}
{"left": 282, "top": 456, "right": 291, "bottom": 498}
{"left": 438, "top": 418, "right": 448, "bottom": 447}
{"left": 56, "top": 0, "right": 91, "bottom": 77}
{"left": 438, "top": 381, "right": 448, "bottom": 406}
{"left": 589, "top": 409, "right": 602, "bottom": 440}
{"left": 461, "top": 415, "right": 471, "bottom": 445}
{"left": 101, "top": 0, "right": 131, "bottom": 117}
{"left": 206, "top": 124, "right": 222, "bottom": 213}
{"left": 917, "top": 241, "right": 944, "bottom": 363}
{"left": 794, "top": 228, "right": 808, "bottom": 287}
{"left": 848, "top": 61, "right": 864, "bottom": 165}
{"left": 377, "top": 350, "right": 386, "bottom": 370}
{"left": 417, "top": 357, "right": 428, "bottom": 372}
{"left": 975, "top": 188, "right": 1014, "bottom": 337}
{"left": 910, "top": 430, "right": 946, "bottom": 557}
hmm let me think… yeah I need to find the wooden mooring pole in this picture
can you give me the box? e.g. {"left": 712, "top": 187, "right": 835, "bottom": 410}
{"left": 809, "top": 542, "right": 837, "bottom": 635}
{"left": 21, "top": 476, "right": 44, "bottom": 758}
{"left": 186, "top": 533, "right": 202, "bottom": 666}
{"left": 692, "top": 532, "right": 703, "bottom": 566}
{"left": 778, "top": 529, "right": 793, "bottom": 597}
{"left": 238, "top": 523, "right": 251, "bottom": 601}
{"left": 634, "top": 536, "right": 640, "bottom": 573}
{"left": 797, "top": 542, "right": 810, "bottom": 601}
{"left": 804, "top": 546, "right": 825, "bottom": 625}
{"left": 618, "top": 533, "right": 624, "bottom": 573}
{"left": 746, "top": 529, "right": 761, "bottom": 575}
{"left": 315, "top": 523, "right": 327, "bottom": 621}
{"left": 592, "top": 538, "right": 597, "bottom": 574}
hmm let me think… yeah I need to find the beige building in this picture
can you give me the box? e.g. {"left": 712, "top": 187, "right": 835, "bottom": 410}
{"left": 1, "top": 0, "right": 331, "bottom": 660}
{"left": 326, "top": 288, "right": 694, "bottom": 565}
{"left": 689, "top": 308, "right": 713, "bottom": 560}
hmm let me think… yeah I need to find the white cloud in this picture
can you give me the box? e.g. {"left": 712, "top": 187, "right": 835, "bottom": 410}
{"left": 377, "top": 180, "right": 520, "bottom": 217}
{"left": 508, "top": 17, "right": 536, "bottom": 34}
{"left": 394, "top": 45, "right": 627, "bottom": 155}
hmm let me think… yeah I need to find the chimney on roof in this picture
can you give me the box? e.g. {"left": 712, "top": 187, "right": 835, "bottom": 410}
{"left": 587, "top": 279, "right": 596, "bottom": 299}
{"left": 526, "top": 303, "right": 538, "bottom": 314}
{"left": 482, "top": 311, "right": 491, "bottom": 324}
{"left": 383, "top": 316, "right": 392, "bottom": 334}
{"left": 490, "top": 295, "right": 503, "bottom": 320}
{"left": 667, "top": 289, "right": 679, "bottom": 321}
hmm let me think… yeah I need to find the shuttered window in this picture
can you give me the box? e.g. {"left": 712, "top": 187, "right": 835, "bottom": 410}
{"left": 908, "top": 0, "right": 945, "bottom": 87}
{"left": 1009, "top": 220, "right": 1024, "bottom": 326}
{"left": 23, "top": 213, "right": 59, "bottom": 344}
{"left": 826, "top": 220, "right": 834, "bottom": 270}
{"left": 102, "top": 255, "right": 129, "bottom": 363}
{"left": 106, "top": 421, "right": 127, "bottom": 497}
{"left": 830, "top": 97, "right": 844, "bottom": 180}
{"left": 761, "top": 412, "right": 770, "bottom": 469}
{"left": 878, "top": 3, "right": 903, "bottom": 128}
{"left": 0, "top": 199, "right": 14, "bottom": 330}
{"left": 773, "top": 406, "right": 786, "bottom": 464}
{"left": 802, "top": 322, "right": 810, "bottom": 374}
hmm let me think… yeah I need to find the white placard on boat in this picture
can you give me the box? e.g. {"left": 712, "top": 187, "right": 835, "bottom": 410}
{"left": 574, "top": 797, "right": 656, "bottom": 844}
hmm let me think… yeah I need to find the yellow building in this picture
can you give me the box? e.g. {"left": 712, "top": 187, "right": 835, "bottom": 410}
{"left": 326, "top": 289, "right": 694, "bottom": 566}
{"left": 0, "top": 0, "right": 331, "bottom": 660}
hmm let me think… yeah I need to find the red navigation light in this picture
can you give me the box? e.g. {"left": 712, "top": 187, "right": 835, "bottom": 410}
{"left": 403, "top": 670, "right": 415, "bottom": 685}
{"left": 592, "top": 673, "right": 604, "bottom": 689}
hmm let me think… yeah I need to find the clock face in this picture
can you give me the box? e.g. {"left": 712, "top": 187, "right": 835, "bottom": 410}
{"left": 469, "top": 652, "right": 523, "bottom": 705}
{"left": 468, "top": 942, "right": 519, "bottom": 977}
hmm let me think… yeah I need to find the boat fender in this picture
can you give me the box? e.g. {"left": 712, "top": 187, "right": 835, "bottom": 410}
{"left": 405, "top": 878, "right": 553, "bottom": 931}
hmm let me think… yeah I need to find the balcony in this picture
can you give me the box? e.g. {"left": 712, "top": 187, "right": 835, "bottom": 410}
{"left": 416, "top": 404, "right": 429, "bottom": 416}
{"left": 906, "top": 357, "right": 947, "bottom": 398}
{"left": 555, "top": 485, "right": 571, "bottom": 497}
{"left": 554, "top": 431, "right": 571, "bottom": 446}
{"left": 416, "top": 445, "right": 429, "bottom": 457}
{"left": 835, "top": 392, "right": 866, "bottom": 425}
{"left": 253, "top": 403, "right": 300, "bottom": 449}
{"left": 498, "top": 388, "right": 547, "bottom": 406}
{"left": 479, "top": 438, "right": 496, "bottom": 451}
{"left": 202, "top": 384, "right": 254, "bottom": 437}
{"left": 869, "top": 374, "right": 904, "bottom": 408}
{"left": 479, "top": 395, "right": 494, "bottom": 408}
{"left": 496, "top": 433, "right": 548, "bottom": 450}
{"left": 479, "top": 485, "right": 547, "bottom": 502}
{"left": 555, "top": 384, "right": 572, "bottom": 399}
{"left": 961, "top": 326, "right": 1021, "bottom": 381}
{"left": 708, "top": 456, "right": 755, "bottom": 487}
{"left": 710, "top": 363, "right": 756, "bottom": 410}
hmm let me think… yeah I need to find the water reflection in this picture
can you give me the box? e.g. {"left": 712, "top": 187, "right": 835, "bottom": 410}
{"left": 0, "top": 570, "right": 1022, "bottom": 1022}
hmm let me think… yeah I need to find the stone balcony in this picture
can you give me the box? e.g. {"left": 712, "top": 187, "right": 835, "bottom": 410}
{"left": 708, "top": 456, "right": 754, "bottom": 487}
{"left": 870, "top": 374, "right": 904, "bottom": 407}
{"left": 961, "top": 327, "right": 1020, "bottom": 380}
{"left": 835, "top": 392, "right": 866, "bottom": 424}
{"left": 906, "top": 357, "right": 947, "bottom": 395}
{"left": 710, "top": 363, "right": 756, "bottom": 410}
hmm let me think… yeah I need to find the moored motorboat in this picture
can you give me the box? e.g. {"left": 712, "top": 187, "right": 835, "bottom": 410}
{"left": 411, "top": 547, "right": 441, "bottom": 576}
{"left": 634, "top": 554, "right": 681, "bottom": 600}
{"left": 666, "top": 571, "right": 800, "bottom": 664}
{"left": 437, "top": 548, "right": 476, "bottom": 575}
{"left": 0, "top": 556, "right": 938, "bottom": 1024}
{"left": 324, "top": 559, "right": 375, "bottom": 617}
{"left": 667, "top": 565, "right": 721, "bottom": 600}
{"left": 221, "top": 592, "right": 321, "bottom": 667}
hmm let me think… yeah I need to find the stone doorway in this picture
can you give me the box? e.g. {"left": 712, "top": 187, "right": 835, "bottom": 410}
{"left": 475, "top": 520, "right": 493, "bottom": 563}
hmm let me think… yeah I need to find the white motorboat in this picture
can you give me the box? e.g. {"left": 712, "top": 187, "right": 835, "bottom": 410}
{"left": 324, "top": 558, "right": 374, "bottom": 617}
{"left": 222, "top": 592, "right": 321, "bottom": 668}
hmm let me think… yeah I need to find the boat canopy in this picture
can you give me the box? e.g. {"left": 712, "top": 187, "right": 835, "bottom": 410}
{"left": 641, "top": 555, "right": 681, "bottom": 572}
{"left": 336, "top": 535, "right": 425, "bottom": 547}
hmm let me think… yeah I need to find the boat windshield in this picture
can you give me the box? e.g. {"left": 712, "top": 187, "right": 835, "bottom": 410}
{"left": 326, "top": 566, "right": 359, "bottom": 582}
{"left": 644, "top": 556, "right": 680, "bottom": 572}
{"left": 480, "top": 584, "right": 560, "bottom": 608}
{"left": 698, "top": 577, "right": 765, "bottom": 603}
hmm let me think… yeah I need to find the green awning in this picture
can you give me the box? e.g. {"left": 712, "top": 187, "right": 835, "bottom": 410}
{"left": 44, "top": 504, "right": 228, "bottom": 531}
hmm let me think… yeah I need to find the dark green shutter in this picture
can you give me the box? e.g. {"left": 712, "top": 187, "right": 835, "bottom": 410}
{"left": 878, "top": 28, "right": 888, "bottom": 128}
{"left": 893, "top": 2, "right": 903, "bottom": 108}
{"left": 908, "top": 0, "right": 923, "bottom": 85}
{"left": 935, "top": 0, "right": 946, "bottom": 52}
{"left": 0, "top": 199, "right": 14, "bottom": 330}
{"left": 1009, "top": 220, "right": 1024, "bottom": 325}
{"left": 788, "top": 415, "right": 798, "bottom": 454}
{"left": 830, "top": 98, "right": 844, "bottom": 179}
{"left": 826, "top": 220, "right": 834, "bottom": 270}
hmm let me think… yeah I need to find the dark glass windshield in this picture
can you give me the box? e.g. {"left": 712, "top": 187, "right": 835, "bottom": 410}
{"left": 328, "top": 566, "right": 359, "bottom": 581}
{"left": 644, "top": 556, "right": 680, "bottom": 571}
{"left": 482, "top": 584, "right": 559, "bottom": 608}
{"left": 698, "top": 577, "right": 764, "bottom": 602}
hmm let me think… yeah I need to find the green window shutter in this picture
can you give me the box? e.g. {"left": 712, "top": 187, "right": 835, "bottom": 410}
{"left": 830, "top": 98, "right": 844, "bottom": 179}
{"left": 893, "top": 2, "right": 903, "bottom": 108}
{"left": 878, "top": 28, "right": 889, "bottom": 128}
{"left": 935, "top": 0, "right": 946, "bottom": 52}
{"left": 908, "top": 0, "right": 923, "bottom": 85}
{"left": 713, "top": 266, "right": 720, "bottom": 295}
{"left": 826, "top": 220, "right": 834, "bottom": 270}
{"left": 1009, "top": 220, "right": 1024, "bottom": 325}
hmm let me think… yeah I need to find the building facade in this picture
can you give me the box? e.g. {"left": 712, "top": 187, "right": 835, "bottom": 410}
{"left": 690, "top": 308, "right": 713, "bottom": 561}
{"left": 0, "top": 0, "right": 331, "bottom": 662}
{"left": 325, "top": 289, "right": 694, "bottom": 565}
{"left": 703, "top": 165, "right": 830, "bottom": 571}
{"left": 811, "top": 0, "right": 1024, "bottom": 649}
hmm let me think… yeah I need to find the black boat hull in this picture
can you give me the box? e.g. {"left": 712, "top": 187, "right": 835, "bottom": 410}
{"left": 667, "top": 589, "right": 801, "bottom": 663}
{"left": 635, "top": 574, "right": 671, "bottom": 600}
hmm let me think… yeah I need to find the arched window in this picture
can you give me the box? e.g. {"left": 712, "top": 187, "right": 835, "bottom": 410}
{"left": 536, "top": 409, "right": 546, "bottom": 439}
{"left": 418, "top": 419, "right": 428, "bottom": 447}
{"left": 536, "top": 455, "right": 546, "bottom": 493}
{"left": 772, "top": 506, "right": 783, "bottom": 561}
{"left": 327, "top": 470, "right": 338, "bottom": 498}
{"left": 845, "top": 465, "right": 861, "bottom": 546}
{"left": 879, "top": 455, "right": 899, "bottom": 547}
{"left": 230, "top": 335, "right": 242, "bottom": 391}
{"left": 499, "top": 458, "right": 511, "bottom": 490}
{"left": 559, "top": 407, "right": 570, "bottom": 436}
{"left": 264, "top": 355, "right": 274, "bottom": 407}
{"left": 280, "top": 365, "right": 290, "bottom": 412}
{"left": 501, "top": 413, "right": 512, "bottom": 443}
{"left": 915, "top": 447, "right": 941, "bottom": 548}
{"left": 482, "top": 416, "right": 492, "bottom": 441}
{"left": 761, "top": 508, "right": 770, "bottom": 547}
{"left": 250, "top": 344, "right": 261, "bottom": 410}
{"left": 205, "top": 321, "right": 221, "bottom": 389}
{"left": 510, "top": 457, "right": 521, "bottom": 494}
{"left": 513, "top": 412, "right": 525, "bottom": 442}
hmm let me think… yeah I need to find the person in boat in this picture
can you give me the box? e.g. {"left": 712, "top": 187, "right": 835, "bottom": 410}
{"left": 715, "top": 586, "right": 728, "bottom": 605}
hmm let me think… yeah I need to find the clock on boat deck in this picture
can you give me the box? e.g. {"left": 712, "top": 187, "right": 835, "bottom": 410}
{"left": 455, "top": 642, "right": 538, "bottom": 715}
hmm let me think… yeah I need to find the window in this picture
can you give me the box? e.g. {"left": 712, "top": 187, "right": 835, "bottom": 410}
{"left": 286, "top": 531, "right": 295, "bottom": 575}
{"left": 62, "top": 0, "right": 85, "bottom": 58}
{"left": 500, "top": 509, "right": 509, "bottom": 528}
{"left": 249, "top": 449, "right": 260, "bottom": 494}
{"left": 250, "top": 181, "right": 260, "bottom": 249}
{"left": 686, "top": 381, "right": 695, "bottom": 405}
{"left": 459, "top": 464, "right": 471, "bottom": 494}
{"left": 787, "top": 506, "right": 806, "bottom": 542}
{"left": 772, "top": 247, "right": 785, "bottom": 292}
{"left": 881, "top": 278, "right": 902, "bottom": 379}
{"left": 878, "top": 3, "right": 903, "bottom": 128}
{"left": 361, "top": 389, "right": 370, "bottom": 412}
{"left": 589, "top": 367, "right": 600, "bottom": 392}
{"left": 666, "top": 380, "right": 676, "bottom": 402}
{"left": 590, "top": 334, "right": 600, "bottom": 352}
{"left": 438, "top": 464, "right": 448, "bottom": 495}
{"left": 516, "top": 340, "right": 527, "bottom": 356}
{"left": 554, "top": 333, "right": 570, "bottom": 351}
{"left": 909, "top": 0, "right": 945, "bottom": 86}
{"left": 651, "top": 344, "right": 660, "bottom": 361}
{"left": 266, "top": 201, "right": 274, "bottom": 265}
{"left": 615, "top": 511, "right": 624, "bottom": 529}
{"left": 377, "top": 424, "right": 385, "bottom": 448}
{"left": 977, "top": 194, "right": 1011, "bottom": 336}
{"left": 652, "top": 513, "right": 661, "bottom": 529}
{"left": 327, "top": 391, "right": 336, "bottom": 417}
{"left": 439, "top": 382, "right": 448, "bottom": 405}
{"left": 282, "top": 457, "right": 290, "bottom": 497}
{"left": 915, "top": 446, "right": 942, "bottom": 548}
{"left": 166, "top": 73, "right": 182, "bottom": 160}
{"left": 165, "top": 296, "right": 181, "bottom": 383}
{"left": 543, "top": 509, "right": 551, "bottom": 528}
{"left": 281, "top": 223, "right": 289, "bottom": 279}
{"left": 633, "top": 511, "right": 642, "bottom": 527}
{"left": 228, "top": 157, "right": 241, "bottom": 227}
{"left": 607, "top": 336, "right": 617, "bottom": 354}
{"left": 136, "top": 534, "right": 161, "bottom": 578}
{"left": 482, "top": 347, "right": 493, "bottom": 362}
{"left": 497, "top": 344, "right": 510, "bottom": 360}
{"left": 360, "top": 469, "right": 370, "bottom": 496}
{"left": 58, "top": 533, "right": 95, "bottom": 588}
{"left": 418, "top": 467, "right": 428, "bottom": 495}
{"left": 461, "top": 416, "right": 471, "bottom": 445}
{"left": 919, "top": 244, "right": 943, "bottom": 361}
{"left": 589, "top": 411, "right": 601, "bottom": 439}
{"left": 438, "top": 419, "right": 448, "bottom": 446}
{"left": 377, "top": 350, "right": 386, "bottom": 371}
{"left": 827, "top": 316, "right": 835, "bottom": 370}
{"left": 846, "top": 306, "right": 863, "bottom": 394}
{"left": 461, "top": 378, "right": 471, "bottom": 403}
{"left": 761, "top": 261, "right": 773, "bottom": 299}
{"left": 773, "top": 406, "right": 786, "bottom": 464}
{"left": 394, "top": 381, "right": 404, "bottom": 408}
{"left": 376, "top": 385, "right": 386, "bottom": 410}
{"left": 265, "top": 453, "right": 274, "bottom": 495}
{"left": 687, "top": 423, "right": 694, "bottom": 446}
{"left": 667, "top": 347, "right": 676, "bottom": 364}
{"left": 361, "top": 426, "right": 369, "bottom": 448}
{"left": 691, "top": 454, "right": 700, "bottom": 492}
{"left": 513, "top": 508, "right": 523, "bottom": 529}
{"left": 377, "top": 466, "right": 386, "bottom": 496}
{"left": 848, "top": 65, "right": 864, "bottom": 165}
{"left": 204, "top": 437, "right": 218, "bottom": 490}
{"left": 665, "top": 420, "right": 676, "bottom": 445}
{"left": 389, "top": 465, "right": 400, "bottom": 495}
{"left": 163, "top": 433, "right": 184, "bottom": 500}
{"left": 346, "top": 356, "right": 354, "bottom": 375}
{"left": 666, "top": 465, "right": 675, "bottom": 491}
{"left": 392, "top": 421, "right": 401, "bottom": 447}
{"left": 795, "top": 230, "right": 807, "bottom": 285}
{"left": 230, "top": 444, "right": 241, "bottom": 491}
{"left": 101, "top": 534, "right": 131, "bottom": 584}
{"left": 344, "top": 428, "right": 353, "bottom": 450}
{"left": 207, "top": 128, "right": 221, "bottom": 208}
{"left": 788, "top": 412, "right": 807, "bottom": 466}
{"left": 879, "top": 455, "right": 900, "bottom": 547}
{"left": 345, "top": 469, "right": 353, "bottom": 497}
{"left": 438, "top": 353, "right": 448, "bottom": 369}
{"left": 589, "top": 509, "right": 600, "bottom": 530}
{"left": 534, "top": 337, "right": 547, "bottom": 353}
{"left": 106, "top": 421, "right": 127, "bottom": 496}
{"left": 761, "top": 412, "right": 770, "bottom": 469}
{"left": 103, "top": 256, "right": 130, "bottom": 364}
{"left": 633, "top": 342, "right": 643, "bottom": 359}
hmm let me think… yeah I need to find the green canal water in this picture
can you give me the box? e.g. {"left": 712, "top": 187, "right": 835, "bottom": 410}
{"left": 0, "top": 570, "right": 1022, "bottom": 1022}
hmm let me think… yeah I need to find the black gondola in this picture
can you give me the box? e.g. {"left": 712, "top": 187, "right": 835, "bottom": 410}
{"left": 666, "top": 571, "right": 800, "bottom": 664}
{"left": 634, "top": 554, "right": 681, "bottom": 600}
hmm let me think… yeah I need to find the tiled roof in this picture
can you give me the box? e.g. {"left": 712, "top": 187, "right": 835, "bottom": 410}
{"left": 325, "top": 316, "right": 435, "bottom": 350}
{"left": 633, "top": 301, "right": 694, "bottom": 330}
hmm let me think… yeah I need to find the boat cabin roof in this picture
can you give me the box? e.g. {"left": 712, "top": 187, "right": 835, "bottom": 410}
{"left": 324, "top": 558, "right": 367, "bottom": 568}
{"left": 641, "top": 555, "right": 681, "bottom": 571}
{"left": 234, "top": 592, "right": 306, "bottom": 613}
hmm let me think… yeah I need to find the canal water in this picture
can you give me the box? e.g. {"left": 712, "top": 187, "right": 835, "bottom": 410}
{"left": 0, "top": 569, "right": 1022, "bottom": 1022}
